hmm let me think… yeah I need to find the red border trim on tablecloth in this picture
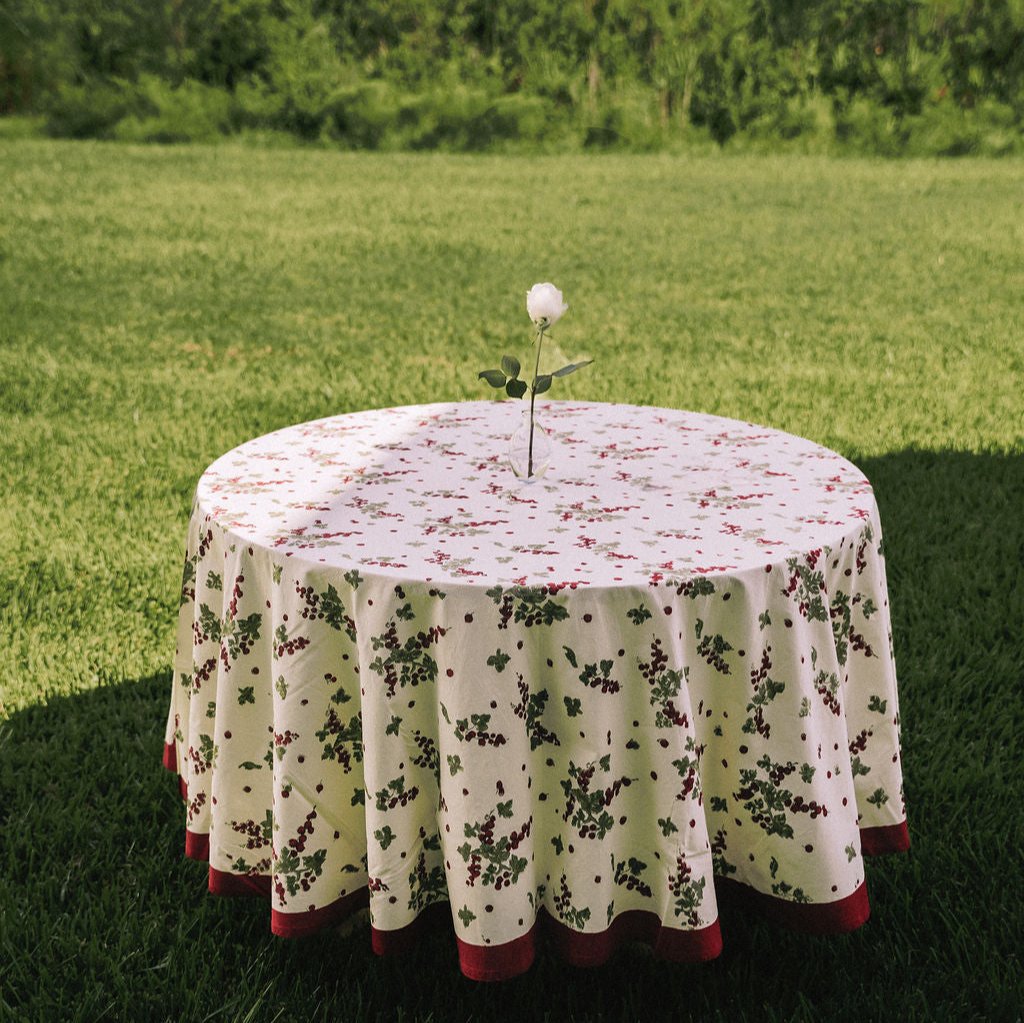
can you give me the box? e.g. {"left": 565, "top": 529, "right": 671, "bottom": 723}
{"left": 861, "top": 821, "right": 910, "bottom": 856}
{"left": 163, "top": 743, "right": 908, "bottom": 978}
{"left": 364, "top": 906, "right": 722, "bottom": 981}
{"left": 717, "top": 876, "right": 869, "bottom": 934}
{"left": 540, "top": 907, "right": 722, "bottom": 969}
{"left": 455, "top": 927, "right": 538, "bottom": 982}
{"left": 206, "top": 859, "right": 370, "bottom": 937}
{"left": 370, "top": 902, "right": 452, "bottom": 957}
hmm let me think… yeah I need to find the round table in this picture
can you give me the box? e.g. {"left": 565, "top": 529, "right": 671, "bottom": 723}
{"left": 163, "top": 400, "right": 909, "bottom": 981}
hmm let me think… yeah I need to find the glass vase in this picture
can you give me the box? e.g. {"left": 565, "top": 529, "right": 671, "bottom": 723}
{"left": 508, "top": 409, "right": 552, "bottom": 480}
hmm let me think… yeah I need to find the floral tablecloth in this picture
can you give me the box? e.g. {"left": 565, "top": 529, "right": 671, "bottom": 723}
{"left": 164, "top": 400, "right": 909, "bottom": 981}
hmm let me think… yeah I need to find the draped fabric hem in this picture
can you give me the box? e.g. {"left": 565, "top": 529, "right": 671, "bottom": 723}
{"left": 166, "top": 745, "right": 898, "bottom": 980}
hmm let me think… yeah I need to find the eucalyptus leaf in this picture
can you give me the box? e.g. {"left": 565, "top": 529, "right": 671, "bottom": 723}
{"left": 501, "top": 355, "right": 521, "bottom": 380}
{"left": 479, "top": 369, "right": 507, "bottom": 388}
{"left": 552, "top": 360, "right": 593, "bottom": 378}
{"left": 505, "top": 378, "right": 528, "bottom": 399}
{"left": 533, "top": 374, "right": 552, "bottom": 395}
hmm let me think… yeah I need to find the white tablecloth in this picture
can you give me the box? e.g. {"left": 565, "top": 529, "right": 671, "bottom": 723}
{"left": 164, "top": 401, "right": 908, "bottom": 980}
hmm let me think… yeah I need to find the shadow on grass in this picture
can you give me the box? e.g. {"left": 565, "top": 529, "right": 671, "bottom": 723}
{"left": 1, "top": 449, "right": 1020, "bottom": 1023}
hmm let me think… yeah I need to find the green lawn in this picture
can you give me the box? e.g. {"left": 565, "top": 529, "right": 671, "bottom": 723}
{"left": 1, "top": 140, "right": 1021, "bottom": 1022}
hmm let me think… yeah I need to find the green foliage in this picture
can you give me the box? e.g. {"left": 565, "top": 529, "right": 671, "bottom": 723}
{"left": 4, "top": 0, "right": 1024, "bottom": 154}
{"left": 113, "top": 75, "right": 235, "bottom": 144}
{"left": 41, "top": 78, "right": 140, "bottom": 139}
{"left": 322, "top": 80, "right": 402, "bottom": 149}
{"left": 240, "top": 6, "right": 349, "bottom": 139}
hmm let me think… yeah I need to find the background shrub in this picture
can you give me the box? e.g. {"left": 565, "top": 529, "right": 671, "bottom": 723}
{"left": 7, "top": 0, "right": 1024, "bottom": 155}
{"left": 113, "top": 76, "right": 236, "bottom": 144}
{"left": 43, "top": 79, "right": 139, "bottom": 140}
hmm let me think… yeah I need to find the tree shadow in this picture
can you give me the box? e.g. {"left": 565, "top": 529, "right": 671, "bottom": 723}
{"left": 1, "top": 448, "right": 1020, "bottom": 1022}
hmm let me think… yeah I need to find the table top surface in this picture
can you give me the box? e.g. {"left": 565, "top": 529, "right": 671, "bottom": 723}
{"left": 197, "top": 400, "right": 876, "bottom": 588}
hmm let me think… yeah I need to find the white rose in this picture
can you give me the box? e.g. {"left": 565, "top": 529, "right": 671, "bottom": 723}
{"left": 526, "top": 282, "right": 568, "bottom": 327}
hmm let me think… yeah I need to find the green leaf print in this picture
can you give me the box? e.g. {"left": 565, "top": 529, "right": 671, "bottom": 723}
{"left": 223, "top": 613, "right": 262, "bottom": 662}
{"left": 454, "top": 713, "right": 506, "bottom": 748}
{"left": 180, "top": 556, "right": 197, "bottom": 607}
{"left": 458, "top": 805, "right": 531, "bottom": 888}
{"left": 668, "top": 855, "right": 706, "bottom": 925}
{"left": 782, "top": 555, "right": 828, "bottom": 622}
{"left": 675, "top": 577, "right": 716, "bottom": 598}
{"left": 271, "top": 809, "right": 324, "bottom": 899}
{"left": 513, "top": 676, "right": 559, "bottom": 749}
{"left": 198, "top": 604, "right": 222, "bottom": 643}
{"left": 315, "top": 708, "right": 363, "bottom": 771}
{"left": 274, "top": 846, "right": 327, "bottom": 899}
{"left": 369, "top": 619, "right": 446, "bottom": 698}
{"left": 196, "top": 733, "right": 217, "bottom": 773}
{"left": 742, "top": 651, "right": 785, "bottom": 738}
{"left": 612, "top": 856, "right": 652, "bottom": 897}
{"left": 734, "top": 754, "right": 827, "bottom": 838}
{"left": 553, "top": 874, "right": 592, "bottom": 929}
{"left": 672, "top": 739, "right": 703, "bottom": 804}
{"left": 374, "top": 775, "right": 419, "bottom": 812}
{"left": 487, "top": 649, "right": 511, "bottom": 672}
{"left": 579, "top": 659, "right": 620, "bottom": 694}
{"left": 627, "top": 605, "right": 652, "bottom": 625}
{"left": 319, "top": 584, "right": 358, "bottom": 640}
{"left": 561, "top": 759, "right": 633, "bottom": 841}
{"left": 695, "top": 619, "right": 733, "bottom": 674}
{"left": 488, "top": 585, "right": 569, "bottom": 629}
{"left": 638, "top": 638, "right": 688, "bottom": 727}
{"left": 771, "top": 880, "right": 810, "bottom": 903}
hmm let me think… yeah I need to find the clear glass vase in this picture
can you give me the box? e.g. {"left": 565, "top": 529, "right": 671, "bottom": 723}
{"left": 508, "top": 409, "right": 552, "bottom": 480}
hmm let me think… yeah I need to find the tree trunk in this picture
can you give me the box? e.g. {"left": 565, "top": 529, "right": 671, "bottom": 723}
{"left": 680, "top": 70, "right": 694, "bottom": 128}
{"left": 169, "top": 0, "right": 186, "bottom": 77}
{"left": 587, "top": 54, "right": 600, "bottom": 110}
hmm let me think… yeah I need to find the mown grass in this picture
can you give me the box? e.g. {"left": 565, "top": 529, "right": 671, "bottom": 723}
{"left": 0, "top": 140, "right": 1021, "bottom": 1022}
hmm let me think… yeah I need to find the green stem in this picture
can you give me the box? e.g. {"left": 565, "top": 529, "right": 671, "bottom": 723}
{"left": 528, "top": 325, "right": 545, "bottom": 477}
